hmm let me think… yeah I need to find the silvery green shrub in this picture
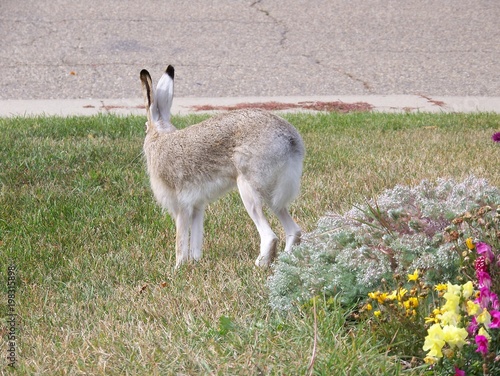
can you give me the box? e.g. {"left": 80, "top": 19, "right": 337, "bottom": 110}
{"left": 268, "top": 176, "right": 500, "bottom": 311}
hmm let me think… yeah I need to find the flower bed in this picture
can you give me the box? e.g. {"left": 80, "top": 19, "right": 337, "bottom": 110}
{"left": 269, "top": 175, "right": 500, "bottom": 374}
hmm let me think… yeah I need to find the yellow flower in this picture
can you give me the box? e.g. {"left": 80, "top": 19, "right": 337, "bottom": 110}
{"left": 409, "top": 297, "right": 419, "bottom": 307}
{"left": 466, "top": 237, "right": 475, "bottom": 250}
{"left": 442, "top": 325, "right": 468, "bottom": 349}
{"left": 374, "top": 310, "right": 382, "bottom": 317}
{"left": 408, "top": 269, "right": 419, "bottom": 282}
{"left": 447, "top": 282, "right": 462, "bottom": 296}
{"left": 425, "top": 308, "right": 443, "bottom": 324}
{"left": 435, "top": 283, "right": 448, "bottom": 292}
{"left": 477, "top": 309, "right": 491, "bottom": 327}
{"left": 387, "top": 290, "right": 398, "bottom": 300}
{"left": 425, "top": 315, "right": 439, "bottom": 324}
{"left": 466, "top": 301, "right": 480, "bottom": 316}
{"left": 368, "top": 291, "right": 378, "bottom": 300}
{"left": 403, "top": 297, "right": 419, "bottom": 310}
{"left": 442, "top": 292, "right": 460, "bottom": 314}
{"left": 438, "top": 310, "right": 461, "bottom": 326}
{"left": 368, "top": 291, "right": 388, "bottom": 304}
{"left": 365, "top": 303, "right": 373, "bottom": 311}
{"left": 377, "top": 293, "right": 389, "bottom": 304}
{"left": 423, "top": 323, "right": 445, "bottom": 358}
{"left": 462, "top": 281, "right": 474, "bottom": 299}
{"left": 396, "top": 288, "right": 408, "bottom": 302}
{"left": 424, "top": 356, "right": 437, "bottom": 365}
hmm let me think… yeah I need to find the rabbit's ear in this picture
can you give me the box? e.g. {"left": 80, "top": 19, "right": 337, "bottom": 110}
{"left": 140, "top": 68, "right": 161, "bottom": 128}
{"left": 140, "top": 69, "right": 153, "bottom": 110}
{"left": 155, "top": 65, "right": 175, "bottom": 125}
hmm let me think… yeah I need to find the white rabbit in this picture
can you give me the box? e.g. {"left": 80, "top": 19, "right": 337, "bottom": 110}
{"left": 140, "top": 66, "right": 305, "bottom": 268}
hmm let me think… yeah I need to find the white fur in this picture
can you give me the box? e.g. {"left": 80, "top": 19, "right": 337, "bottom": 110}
{"left": 140, "top": 66, "right": 305, "bottom": 268}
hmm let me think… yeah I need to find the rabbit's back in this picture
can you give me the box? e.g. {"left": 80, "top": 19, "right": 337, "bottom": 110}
{"left": 144, "top": 109, "right": 304, "bottom": 189}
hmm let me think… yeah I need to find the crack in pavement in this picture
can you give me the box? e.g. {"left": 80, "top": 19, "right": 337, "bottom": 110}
{"left": 249, "top": 2, "right": 370, "bottom": 92}
{"left": 250, "top": 0, "right": 288, "bottom": 47}
{"left": 338, "top": 68, "right": 373, "bottom": 92}
{"left": 301, "top": 54, "right": 374, "bottom": 92}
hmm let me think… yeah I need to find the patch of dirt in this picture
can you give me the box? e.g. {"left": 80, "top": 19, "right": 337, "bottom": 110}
{"left": 191, "top": 101, "right": 373, "bottom": 113}
{"left": 99, "top": 104, "right": 144, "bottom": 111}
{"left": 419, "top": 95, "right": 446, "bottom": 107}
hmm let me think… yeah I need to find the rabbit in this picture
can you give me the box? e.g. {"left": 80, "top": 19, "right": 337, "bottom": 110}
{"left": 140, "top": 65, "right": 305, "bottom": 268}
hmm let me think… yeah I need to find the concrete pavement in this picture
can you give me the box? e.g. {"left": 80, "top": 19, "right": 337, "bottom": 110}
{"left": 0, "top": 1, "right": 499, "bottom": 115}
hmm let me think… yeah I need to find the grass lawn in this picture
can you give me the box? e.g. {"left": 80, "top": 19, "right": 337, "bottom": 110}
{"left": 1, "top": 112, "right": 499, "bottom": 375}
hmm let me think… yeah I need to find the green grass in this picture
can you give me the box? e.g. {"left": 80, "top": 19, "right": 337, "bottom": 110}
{"left": 0, "top": 112, "right": 499, "bottom": 374}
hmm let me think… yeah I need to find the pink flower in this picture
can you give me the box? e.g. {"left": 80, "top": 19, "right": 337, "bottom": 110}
{"left": 475, "top": 256, "right": 487, "bottom": 273}
{"left": 468, "top": 316, "right": 478, "bottom": 336}
{"left": 477, "top": 271, "right": 492, "bottom": 289}
{"left": 490, "top": 310, "right": 500, "bottom": 329}
{"left": 475, "top": 335, "right": 489, "bottom": 355}
{"left": 477, "top": 287, "right": 499, "bottom": 309}
{"left": 493, "top": 132, "right": 500, "bottom": 143}
{"left": 454, "top": 367, "right": 466, "bottom": 376}
{"left": 490, "top": 290, "right": 500, "bottom": 310}
{"left": 476, "top": 242, "right": 494, "bottom": 263}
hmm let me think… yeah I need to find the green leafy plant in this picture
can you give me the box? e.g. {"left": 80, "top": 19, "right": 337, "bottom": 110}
{"left": 269, "top": 177, "right": 500, "bottom": 311}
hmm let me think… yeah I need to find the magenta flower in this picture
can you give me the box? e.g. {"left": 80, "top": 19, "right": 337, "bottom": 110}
{"left": 475, "top": 256, "right": 487, "bottom": 273}
{"left": 475, "top": 335, "right": 489, "bottom": 355}
{"left": 477, "top": 287, "right": 499, "bottom": 309}
{"left": 492, "top": 132, "right": 500, "bottom": 143}
{"left": 494, "top": 296, "right": 500, "bottom": 310}
{"left": 476, "top": 242, "right": 494, "bottom": 263}
{"left": 468, "top": 316, "right": 478, "bottom": 336}
{"left": 454, "top": 367, "right": 466, "bottom": 376}
{"left": 490, "top": 310, "right": 500, "bottom": 329}
{"left": 477, "top": 270, "right": 492, "bottom": 289}
{"left": 491, "top": 290, "right": 500, "bottom": 310}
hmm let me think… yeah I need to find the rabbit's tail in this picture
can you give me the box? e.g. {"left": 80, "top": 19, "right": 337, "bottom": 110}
{"left": 270, "top": 151, "right": 303, "bottom": 211}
